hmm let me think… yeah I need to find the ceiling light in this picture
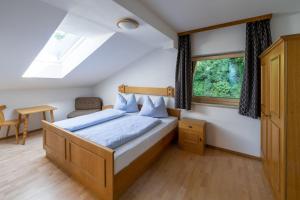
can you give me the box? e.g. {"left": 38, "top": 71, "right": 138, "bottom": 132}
{"left": 117, "top": 18, "right": 139, "bottom": 30}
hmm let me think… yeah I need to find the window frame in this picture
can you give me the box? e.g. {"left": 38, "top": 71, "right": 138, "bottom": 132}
{"left": 192, "top": 52, "right": 245, "bottom": 107}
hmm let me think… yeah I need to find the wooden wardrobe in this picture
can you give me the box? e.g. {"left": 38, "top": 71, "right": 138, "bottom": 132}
{"left": 260, "top": 34, "right": 300, "bottom": 200}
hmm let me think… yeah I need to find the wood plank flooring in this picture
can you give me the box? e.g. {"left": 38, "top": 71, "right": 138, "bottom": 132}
{"left": 0, "top": 131, "right": 273, "bottom": 200}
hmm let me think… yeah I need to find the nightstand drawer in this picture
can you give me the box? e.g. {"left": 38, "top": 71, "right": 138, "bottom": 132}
{"left": 179, "top": 120, "right": 203, "bottom": 131}
{"left": 179, "top": 128, "right": 204, "bottom": 142}
{"left": 179, "top": 130, "right": 201, "bottom": 145}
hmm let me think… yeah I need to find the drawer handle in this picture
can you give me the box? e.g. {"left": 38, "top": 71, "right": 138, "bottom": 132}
{"left": 199, "top": 138, "right": 202, "bottom": 142}
{"left": 188, "top": 125, "right": 193, "bottom": 128}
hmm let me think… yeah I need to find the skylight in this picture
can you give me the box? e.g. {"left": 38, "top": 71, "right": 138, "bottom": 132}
{"left": 37, "top": 31, "right": 84, "bottom": 63}
{"left": 23, "top": 29, "right": 114, "bottom": 78}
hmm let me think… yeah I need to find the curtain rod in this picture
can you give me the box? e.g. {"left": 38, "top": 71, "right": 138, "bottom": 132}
{"left": 178, "top": 13, "right": 272, "bottom": 36}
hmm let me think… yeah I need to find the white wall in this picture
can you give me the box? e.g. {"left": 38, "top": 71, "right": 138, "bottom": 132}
{"left": 188, "top": 25, "right": 261, "bottom": 157}
{"left": 271, "top": 12, "right": 300, "bottom": 42}
{"left": 93, "top": 12, "right": 300, "bottom": 157}
{"left": 192, "top": 24, "right": 246, "bottom": 56}
{"left": 0, "top": 87, "right": 93, "bottom": 138}
{"left": 93, "top": 49, "right": 177, "bottom": 106}
{"left": 93, "top": 25, "right": 261, "bottom": 157}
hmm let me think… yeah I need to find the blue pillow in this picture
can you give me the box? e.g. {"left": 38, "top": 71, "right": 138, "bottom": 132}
{"left": 114, "top": 93, "right": 127, "bottom": 111}
{"left": 126, "top": 94, "right": 139, "bottom": 113}
{"left": 153, "top": 96, "right": 168, "bottom": 118}
{"left": 114, "top": 93, "right": 139, "bottom": 113}
{"left": 139, "top": 96, "right": 168, "bottom": 118}
{"left": 139, "top": 96, "right": 154, "bottom": 116}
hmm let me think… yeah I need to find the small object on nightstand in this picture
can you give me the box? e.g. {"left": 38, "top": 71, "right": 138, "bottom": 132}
{"left": 178, "top": 118, "right": 206, "bottom": 155}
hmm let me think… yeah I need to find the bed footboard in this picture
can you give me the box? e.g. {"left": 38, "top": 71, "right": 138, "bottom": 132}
{"left": 114, "top": 129, "right": 177, "bottom": 198}
{"left": 42, "top": 121, "right": 115, "bottom": 200}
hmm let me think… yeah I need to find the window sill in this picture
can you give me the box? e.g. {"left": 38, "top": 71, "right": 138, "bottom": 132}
{"left": 192, "top": 102, "right": 239, "bottom": 109}
{"left": 192, "top": 96, "right": 240, "bottom": 109}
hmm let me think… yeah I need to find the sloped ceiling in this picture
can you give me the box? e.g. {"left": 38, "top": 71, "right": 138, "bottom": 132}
{"left": 0, "top": 0, "right": 66, "bottom": 90}
{"left": 41, "top": 0, "right": 176, "bottom": 49}
{"left": 0, "top": 0, "right": 176, "bottom": 90}
{"left": 140, "top": 0, "right": 300, "bottom": 32}
{"left": 2, "top": 0, "right": 300, "bottom": 91}
{"left": 63, "top": 33, "right": 153, "bottom": 86}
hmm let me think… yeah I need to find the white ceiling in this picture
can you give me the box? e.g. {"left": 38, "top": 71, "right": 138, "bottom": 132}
{"left": 2, "top": 0, "right": 299, "bottom": 90}
{"left": 41, "top": 0, "right": 174, "bottom": 49}
{"left": 140, "top": 0, "right": 300, "bottom": 32}
{"left": 0, "top": 0, "right": 175, "bottom": 90}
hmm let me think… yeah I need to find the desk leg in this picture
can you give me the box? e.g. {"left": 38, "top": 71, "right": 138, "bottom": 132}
{"left": 15, "top": 125, "right": 19, "bottom": 144}
{"left": 22, "top": 114, "right": 29, "bottom": 145}
{"left": 42, "top": 111, "right": 46, "bottom": 121}
{"left": 50, "top": 110, "right": 54, "bottom": 123}
{"left": 17, "top": 114, "right": 22, "bottom": 144}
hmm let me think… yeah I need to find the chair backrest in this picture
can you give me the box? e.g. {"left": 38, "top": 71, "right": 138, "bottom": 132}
{"left": 75, "top": 97, "right": 102, "bottom": 110}
{"left": 0, "top": 105, "right": 7, "bottom": 123}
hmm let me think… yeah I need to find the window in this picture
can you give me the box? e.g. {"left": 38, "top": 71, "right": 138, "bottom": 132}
{"left": 37, "top": 31, "right": 84, "bottom": 63}
{"left": 23, "top": 30, "right": 114, "bottom": 78}
{"left": 192, "top": 52, "right": 245, "bottom": 107}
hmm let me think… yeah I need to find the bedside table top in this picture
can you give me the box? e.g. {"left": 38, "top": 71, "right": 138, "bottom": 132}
{"left": 180, "top": 118, "right": 206, "bottom": 126}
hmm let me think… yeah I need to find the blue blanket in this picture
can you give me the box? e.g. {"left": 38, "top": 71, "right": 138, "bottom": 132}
{"left": 73, "top": 115, "right": 161, "bottom": 149}
{"left": 54, "top": 109, "right": 126, "bottom": 131}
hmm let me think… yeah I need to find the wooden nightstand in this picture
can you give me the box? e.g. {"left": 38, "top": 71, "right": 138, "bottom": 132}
{"left": 178, "top": 118, "right": 206, "bottom": 155}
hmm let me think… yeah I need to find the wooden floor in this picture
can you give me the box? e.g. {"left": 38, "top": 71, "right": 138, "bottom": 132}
{"left": 0, "top": 131, "right": 274, "bottom": 200}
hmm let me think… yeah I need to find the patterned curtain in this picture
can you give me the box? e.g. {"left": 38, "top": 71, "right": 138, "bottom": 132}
{"left": 239, "top": 19, "right": 272, "bottom": 118}
{"left": 175, "top": 35, "right": 192, "bottom": 110}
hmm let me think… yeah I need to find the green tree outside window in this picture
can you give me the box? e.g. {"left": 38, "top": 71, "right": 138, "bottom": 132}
{"left": 193, "top": 56, "right": 245, "bottom": 99}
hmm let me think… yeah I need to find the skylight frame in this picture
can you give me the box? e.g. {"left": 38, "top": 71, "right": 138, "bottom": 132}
{"left": 54, "top": 36, "right": 86, "bottom": 63}
{"left": 23, "top": 29, "right": 115, "bottom": 79}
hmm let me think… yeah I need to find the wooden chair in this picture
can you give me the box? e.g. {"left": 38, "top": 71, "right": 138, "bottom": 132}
{"left": 0, "top": 105, "right": 22, "bottom": 144}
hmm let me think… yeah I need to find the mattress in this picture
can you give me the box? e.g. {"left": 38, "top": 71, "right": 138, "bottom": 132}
{"left": 114, "top": 115, "right": 178, "bottom": 174}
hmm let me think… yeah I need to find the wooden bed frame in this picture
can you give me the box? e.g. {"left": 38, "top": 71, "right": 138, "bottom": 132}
{"left": 42, "top": 85, "right": 180, "bottom": 200}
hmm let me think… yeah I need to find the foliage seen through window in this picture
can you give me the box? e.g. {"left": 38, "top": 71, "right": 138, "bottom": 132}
{"left": 193, "top": 56, "right": 245, "bottom": 99}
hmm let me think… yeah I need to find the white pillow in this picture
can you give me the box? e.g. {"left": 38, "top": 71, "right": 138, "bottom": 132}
{"left": 139, "top": 96, "right": 168, "bottom": 118}
{"left": 114, "top": 93, "right": 139, "bottom": 113}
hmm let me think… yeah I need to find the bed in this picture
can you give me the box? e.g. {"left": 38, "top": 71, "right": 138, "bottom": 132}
{"left": 42, "top": 85, "right": 180, "bottom": 200}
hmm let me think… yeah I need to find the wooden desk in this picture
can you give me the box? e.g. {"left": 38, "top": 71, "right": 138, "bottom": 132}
{"left": 16, "top": 105, "right": 56, "bottom": 145}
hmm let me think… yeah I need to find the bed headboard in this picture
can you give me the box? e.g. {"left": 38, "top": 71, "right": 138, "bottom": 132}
{"left": 118, "top": 84, "right": 175, "bottom": 97}
{"left": 136, "top": 104, "right": 181, "bottom": 119}
{"left": 104, "top": 85, "right": 180, "bottom": 119}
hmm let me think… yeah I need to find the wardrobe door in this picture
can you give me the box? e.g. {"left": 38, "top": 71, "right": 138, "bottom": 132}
{"left": 269, "top": 55, "right": 281, "bottom": 125}
{"left": 267, "top": 118, "right": 273, "bottom": 180}
{"left": 269, "top": 55, "right": 281, "bottom": 194}
{"left": 270, "top": 121, "right": 281, "bottom": 199}
{"left": 261, "top": 61, "right": 270, "bottom": 115}
{"left": 261, "top": 114, "right": 268, "bottom": 167}
{"left": 268, "top": 44, "right": 285, "bottom": 200}
{"left": 261, "top": 60, "right": 270, "bottom": 170}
